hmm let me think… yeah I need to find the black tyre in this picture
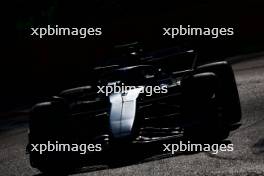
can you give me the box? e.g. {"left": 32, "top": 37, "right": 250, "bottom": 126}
{"left": 183, "top": 61, "right": 241, "bottom": 141}
{"left": 28, "top": 97, "right": 73, "bottom": 173}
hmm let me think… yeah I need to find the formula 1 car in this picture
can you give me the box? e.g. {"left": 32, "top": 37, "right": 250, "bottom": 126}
{"left": 27, "top": 43, "right": 241, "bottom": 173}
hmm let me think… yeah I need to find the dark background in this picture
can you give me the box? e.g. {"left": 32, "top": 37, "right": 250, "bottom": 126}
{"left": 6, "top": 0, "right": 264, "bottom": 112}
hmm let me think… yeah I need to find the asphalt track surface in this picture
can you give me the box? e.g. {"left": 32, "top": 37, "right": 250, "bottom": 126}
{"left": 0, "top": 55, "right": 264, "bottom": 176}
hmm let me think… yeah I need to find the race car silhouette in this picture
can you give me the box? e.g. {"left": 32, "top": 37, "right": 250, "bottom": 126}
{"left": 27, "top": 43, "right": 241, "bottom": 173}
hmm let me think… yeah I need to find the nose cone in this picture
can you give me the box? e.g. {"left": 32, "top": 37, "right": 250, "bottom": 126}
{"left": 109, "top": 87, "right": 143, "bottom": 138}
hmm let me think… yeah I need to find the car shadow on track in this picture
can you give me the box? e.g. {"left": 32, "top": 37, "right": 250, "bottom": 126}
{"left": 33, "top": 138, "right": 232, "bottom": 176}
{"left": 252, "top": 138, "right": 264, "bottom": 154}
